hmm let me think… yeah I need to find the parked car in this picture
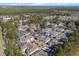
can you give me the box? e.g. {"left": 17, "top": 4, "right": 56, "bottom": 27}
{"left": 59, "top": 38, "right": 68, "bottom": 43}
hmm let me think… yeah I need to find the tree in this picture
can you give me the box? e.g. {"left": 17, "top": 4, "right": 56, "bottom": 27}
{"left": 27, "top": 15, "right": 42, "bottom": 24}
{"left": 4, "top": 40, "right": 14, "bottom": 56}
{"left": 4, "top": 39, "right": 24, "bottom": 56}
{"left": 1, "top": 21, "right": 17, "bottom": 39}
{"left": 50, "top": 17, "right": 60, "bottom": 24}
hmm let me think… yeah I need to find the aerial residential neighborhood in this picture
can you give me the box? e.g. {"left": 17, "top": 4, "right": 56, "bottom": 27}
{"left": 0, "top": 3, "right": 79, "bottom": 56}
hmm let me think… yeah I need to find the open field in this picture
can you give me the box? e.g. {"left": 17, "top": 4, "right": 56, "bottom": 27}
{"left": 0, "top": 7, "right": 79, "bottom": 15}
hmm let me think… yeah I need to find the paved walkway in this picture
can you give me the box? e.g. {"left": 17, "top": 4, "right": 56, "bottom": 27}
{"left": 0, "top": 26, "right": 5, "bottom": 56}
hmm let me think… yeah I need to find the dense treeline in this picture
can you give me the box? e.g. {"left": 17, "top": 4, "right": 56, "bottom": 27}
{"left": 0, "top": 21, "right": 24, "bottom": 56}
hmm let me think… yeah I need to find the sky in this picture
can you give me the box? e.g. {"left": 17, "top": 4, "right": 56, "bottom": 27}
{"left": 0, "top": 0, "right": 79, "bottom": 3}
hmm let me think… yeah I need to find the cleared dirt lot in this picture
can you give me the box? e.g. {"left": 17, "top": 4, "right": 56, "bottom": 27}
{"left": 0, "top": 26, "right": 5, "bottom": 56}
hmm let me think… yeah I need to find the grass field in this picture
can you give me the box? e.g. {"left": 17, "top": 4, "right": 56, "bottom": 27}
{"left": 0, "top": 7, "right": 32, "bottom": 15}
{"left": 0, "top": 7, "right": 74, "bottom": 15}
